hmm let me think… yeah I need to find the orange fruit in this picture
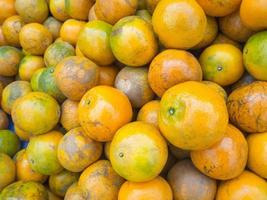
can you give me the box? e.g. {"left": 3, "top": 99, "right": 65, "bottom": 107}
{"left": 110, "top": 16, "right": 157, "bottom": 67}
{"left": 65, "top": 0, "right": 94, "bottom": 21}
{"left": 193, "top": 16, "right": 218, "bottom": 49}
{"left": 77, "top": 20, "right": 115, "bottom": 66}
{"left": 199, "top": 44, "right": 244, "bottom": 86}
{"left": 57, "top": 127, "right": 103, "bottom": 172}
{"left": 49, "top": 170, "right": 80, "bottom": 197}
{"left": 152, "top": 0, "right": 206, "bottom": 49}
{"left": 75, "top": 45, "right": 85, "bottom": 57}
{"left": 168, "top": 159, "right": 217, "bottom": 200}
{"left": 137, "top": 100, "right": 160, "bottom": 129}
{"left": 216, "top": 170, "right": 267, "bottom": 200}
{"left": 0, "top": 110, "right": 9, "bottom": 130}
{"left": 191, "top": 124, "right": 248, "bottom": 180}
{"left": 231, "top": 72, "right": 255, "bottom": 91}
{"left": 196, "top": 0, "right": 242, "bottom": 17}
{"left": 15, "top": 0, "right": 49, "bottom": 23}
{"left": 0, "top": 130, "right": 20, "bottom": 157}
{"left": 115, "top": 67, "right": 155, "bottom": 108}
{"left": 148, "top": 49, "right": 202, "bottom": 97}
{"left": 49, "top": 0, "right": 69, "bottom": 22}
{"left": 0, "top": 46, "right": 23, "bottom": 77}
{"left": 65, "top": 182, "right": 87, "bottom": 200}
{"left": 88, "top": 5, "right": 98, "bottom": 21}
{"left": 247, "top": 132, "right": 267, "bottom": 178}
{"left": 118, "top": 176, "right": 172, "bottom": 200}
{"left": 48, "top": 190, "right": 63, "bottom": 200}
{"left": 43, "top": 17, "right": 62, "bottom": 40}
{"left": 79, "top": 160, "right": 124, "bottom": 200}
{"left": 240, "top": 0, "right": 267, "bottom": 31}
{"left": 60, "top": 99, "right": 79, "bottom": 131}
{"left": 26, "top": 131, "right": 64, "bottom": 175}
{"left": 0, "top": 26, "right": 7, "bottom": 46}
{"left": 2, "top": 15, "right": 24, "bottom": 47}
{"left": 0, "top": 0, "right": 16, "bottom": 25}
{"left": 14, "top": 125, "right": 31, "bottom": 141}
{"left": 1, "top": 81, "right": 32, "bottom": 114}
{"left": 104, "top": 141, "right": 111, "bottom": 160}
{"left": 0, "top": 153, "right": 15, "bottom": 191}
{"left": 243, "top": 31, "right": 267, "bottom": 80}
{"left": 19, "top": 55, "right": 45, "bottom": 81}
{"left": 99, "top": 65, "right": 119, "bottom": 86}
{"left": 60, "top": 19, "right": 85, "bottom": 46}
{"left": 212, "top": 33, "right": 242, "bottom": 49}
{"left": 227, "top": 81, "right": 267, "bottom": 133}
{"left": 219, "top": 10, "right": 255, "bottom": 43}
{"left": 12, "top": 92, "right": 60, "bottom": 135}
{"left": 94, "top": 0, "right": 138, "bottom": 25}
{"left": 19, "top": 23, "right": 53, "bottom": 55}
{"left": 55, "top": 56, "right": 99, "bottom": 101}
{"left": 15, "top": 149, "right": 47, "bottom": 183}
{"left": 110, "top": 121, "right": 168, "bottom": 182}
{"left": 202, "top": 81, "right": 227, "bottom": 101}
{"left": 78, "top": 85, "right": 132, "bottom": 142}
{"left": 159, "top": 81, "right": 228, "bottom": 150}
{"left": 136, "top": 9, "right": 152, "bottom": 24}
{"left": 145, "top": 0, "right": 160, "bottom": 13}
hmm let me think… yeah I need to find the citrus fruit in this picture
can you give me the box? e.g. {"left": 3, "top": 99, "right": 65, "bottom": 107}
{"left": 110, "top": 16, "right": 158, "bottom": 66}
{"left": 0, "top": 46, "right": 23, "bottom": 76}
{"left": 12, "top": 92, "right": 60, "bottom": 135}
{"left": 115, "top": 67, "right": 155, "bottom": 108}
{"left": 55, "top": 56, "right": 99, "bottom": 101}
{"left": 0, "top": 129, "right": 20, "bottom": 156}
{"left": 49, "top": 0, "right": 69, "bottom": 22}
{"left": 30, "top": 68, "right": 45, "bottom": 91}
{"left": 145, "top": 0, "right": 160, "bottom": 13}
{"left": 118, "top": 176, "right": 172, "bottom": 200}
{"left": 15, "top": 0, "right": 49, "bottom": 23}
{"left": 78, "top": 85, "right": 132, "bottom": 142}
{"left": 43, "top": 17, "right": 62, "bottom": 40}
{"left": 14, "top": 125, "right": 31, "bottom": 141}
{"left": 26, "top": 131, "right": 64, "bottom": 175}
{"left": 0, "top": 0, "right": 16, "bottom": 25}
{"left": 65, "top": 182, "right": 87, "bottom": 200}
{"left": 227, "top": 81, "right": 267, "bottom": 133}
{"left": 1, "top": 80, "right": 32, "bottom": 114}
{"left": 231, "top": 72, "right": 255, "bottom": 91}
{"left": 159, "top": 81, "right": 228, "bottom": 150}
{"left": 167, "top": 160, "right": 217, "bottom": 200}
{"left": 49, "top": 170, "right": 80, "bottom": 197}
{"left": 0, "top": 110, "right": 8, "bottom": 129}
{"left": 191, "top": 124, "right": 248, "bottom": 180}
{"left": 2, "top": 15, "right": 24, "bottom": 47}
{"left": 60, "top": 99, "right": 79, "bottom": 131}
{"left": 99, "top": 65, "right": 119, "bottom": 86}
{"left": 57, "top": 127, "right": 103, "bottom": 172}
{"left": 104, "top": 141, "right": 111, "bottom": 160}
{"left": 213, "top": 33, "right": 242, "bottom": 49}
{"left": 15, "top": 149, "right": 47, "bottom": 183}
{"left": 94, "top": 0, "right": 138, "bottom": 25}
{"left": 19, "top": 23, "right": 53, "bottom": 55}
{"left": 137, "top": 100, "right": 160, "bottom": 129}
{"left": 110, "top": 121, "right": 168, "bottom": 182}
{"left": 77, "top": 20, "right": 115, "bottom": 66}
{"left": 136, "top": 9, "right": 152, "bottom": 24}
{"left": 0, "top": 26, "right": 7, "bottom": 46}
{"left": 202, "top": 81, "right": 227, "bottom": 101}
{"left": 88, "top": 5, "right": 98, "bottom": 21}
{"left": 200, "top": 44, "right": 244, "bottom": 86}
{"left": 65, "top": 0, "right": 93, "bottom": 21}
{"left": 0, "top": 153, "right": 15, "bottom": 191}
{"left": 148, "top": 49, "right": 202, "bottom": 97}
{"left": 152, "top": 0, "right": 206, "bottom": 49}
{"left": 78, "top": 160, "right": 124, "bottom": 200}
{"left": 216, "top": 171, "right": 267, "bottom": 200}
{"left": 48, "top": 190, "right": 62, "bottom": 200}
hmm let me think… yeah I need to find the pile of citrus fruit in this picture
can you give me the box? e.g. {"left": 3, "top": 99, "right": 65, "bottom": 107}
{"left": 1, "top": 0, "right": 267, "bottom": 199}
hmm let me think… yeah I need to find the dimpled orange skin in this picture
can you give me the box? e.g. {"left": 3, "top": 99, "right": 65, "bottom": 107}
{"left": 110, "top": 121, "right": 168, "bottom": 182}
{"left": 152, "top": 0, "right": 206, "bottom": 49}
{"left": 60, "top": 19, "right": 85, "bottom": 46}
{"left": 75, "top": 45, "right": 85, "bottom": 57}
{"left": 212, "top": 33, "right": 242, "bottom": 49}
{"left": 57, "top": 127, "right": 103, "bottom": 172}
{"left": 159, "top": 81, "right": 229, "bottom": 150}
{"left": 240, "top": 0, "right": 267, "bottom": 31}
{"left": 99, "top": 66, "right": 119, "bottom": 86}
{"left": 148, "top": 49, "right": 203, "bottom": 97}
{"left": 49, "top": 0, "right": 69, "bottom": 22}
{"left": 227, "top": 81, "right": 267, "bottom": 133}
{"left": 110, "top": 16, "right": 158, "bottom": 67}
{"left": 0, "top": 26, "right": 7, "bottom": 46}
{"left": 0, "top": 110, "right": 9, "bottom": 130}
{"left": 0, "top": 0, "right": 16, "bottom": 25}
{"left": 196, "top": 0, "right": 242, "bottom": 17}
{"left": 78, "top": 86, "right": 132, "bottom": 142}
{"left": 2, "top": 15, "right": 24, "bottom": 47}
{"left": 202, "top": 81, "right": 227, "bottom": 102}
{"left": 64, "top": 182, "right": 87, "bottom": 200}
{"left": 95, "top": 0, "right": 138, "bottom": 25}
{"left": 88, "top": 5, "right": 98, "bottom": 21}
{"left": 216, "top": 170, "right": 267, "bottom": 200}
{"left": 43, "top": 17, "right": 62, "bottom": 40}
{"left": 19, "top": 56, "right": 45, "bottom": 81}
{"left": 199, "top": 44, "right": 244, "bottom": 86}
{"left": 55, "top": 56, "right": 99, "bottom": 101}
{"left": 191, "top": 124, "right": 248, "bottom": 180}
{"left": 0, "top": 153, "right": 15, "bottom": 191}
{"left": 78, "top": 160, "right": 125, "bottom": 200}
{"left": 60, "top": 99, "right": 80, "bottom": 131}
{"left": 118, "top": 176, "right": 173, "bottom": 200}
{"left": 14, "top": 125, "right": 31, "bottom": 141}
{"left": 219, "top": 10, "right": 255, "bottom": 43}
{"left": 137, "top": 100, "right": 160, "bottom": 129}
{"left": 15, "top": 149, "right": 47, "bottom": 183}
{"left": 19, "top": 23, "right": 53, "bottom": 56}
{"left": 167, "top": 159, "right": 217, "bottom": 200}
{"left": 247, "top": 132, "right": 267, "bottom": 178}
{"left": 65, "top": 0, "right": 94, "bottom": 21}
